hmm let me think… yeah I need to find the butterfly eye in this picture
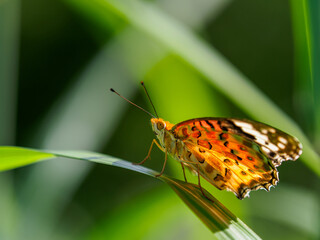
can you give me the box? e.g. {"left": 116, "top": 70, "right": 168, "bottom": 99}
{"left": 157, "top": 122, "right": 165, "bottom": 130}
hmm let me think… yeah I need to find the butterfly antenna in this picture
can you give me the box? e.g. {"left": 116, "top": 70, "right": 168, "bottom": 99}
{"left": 140, "top": 81, "right": 159, "bottom": 118}
{"left": 110, "top": 88, "right": 156, "bottom": 118}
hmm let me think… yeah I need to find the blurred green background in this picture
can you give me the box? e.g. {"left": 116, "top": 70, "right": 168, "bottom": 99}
{"left": 1, "top": 0, "right": 319, "bottom": 239}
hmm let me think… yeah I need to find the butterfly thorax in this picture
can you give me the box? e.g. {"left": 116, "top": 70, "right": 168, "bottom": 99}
{"left": 151, "top": 118, "right": 183, "bottom": 156}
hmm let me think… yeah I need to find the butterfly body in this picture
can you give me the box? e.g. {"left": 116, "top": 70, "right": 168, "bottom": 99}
{"left": 151, "top": 117, "right": 302, "bottom": 199}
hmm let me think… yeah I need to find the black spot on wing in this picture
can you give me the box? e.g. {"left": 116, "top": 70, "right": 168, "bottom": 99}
{"left": 221, "top": 126, "right": 228, "bottom": 132}
{"left": 205, "top": 120, "right": 215, "bottom": 129}
{"left": 219, "top": 133, "right": 225, "bottom": 140}
{"left": 269, "top": 151, "right": 276, "bottom": 157}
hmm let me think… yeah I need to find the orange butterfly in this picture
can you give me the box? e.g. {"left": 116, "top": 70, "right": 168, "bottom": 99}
{"left": 111, "top": 82, "right": 302, "bottom": 200}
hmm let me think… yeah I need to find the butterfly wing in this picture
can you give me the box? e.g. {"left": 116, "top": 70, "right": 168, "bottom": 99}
{"left": 171, "top": 118, "right": 302, "bottom": 199}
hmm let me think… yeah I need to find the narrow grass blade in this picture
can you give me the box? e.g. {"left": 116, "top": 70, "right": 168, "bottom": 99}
{"left": 0, "top": 147, "right": 54, "bottom": 172}
{"left": 162, "top": 177, "right": 261, "bottom": 239}
{"left": 290, "top": 0, "right": 320, "bottom": 148}
{"left": 0, "top": 146, "right": 261, "bottom": 239}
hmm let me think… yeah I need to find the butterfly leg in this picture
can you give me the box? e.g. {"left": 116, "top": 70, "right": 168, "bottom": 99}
{"left": 196, "top": 164, "right": 213, "bottom": 202}
{"left": 176, "top": 160, "right": 213, "bottom": 202}
{"left": 155, "top": 149, "right": 167, "bottom": 177}
{"left": 178, "top": 159, "right": 197, "bottom": 182}
{"left": 133, "top": 139, "right": 164, "bottom": 165}
{"left": 180, "top": 162, "right": 188, "bottom": 182}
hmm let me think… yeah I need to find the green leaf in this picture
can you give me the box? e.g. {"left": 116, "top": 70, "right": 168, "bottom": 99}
{"left": 0, "top": 147, "right": 54, "bottom": 172}
{"left": 162, "top": 177, "right": 261, "bottom": 239}
{"left": 0, "top": 146, "right": 261, "bottom": 239}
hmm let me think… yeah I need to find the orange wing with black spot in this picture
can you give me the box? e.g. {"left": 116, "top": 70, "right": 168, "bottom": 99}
{"left": 171, "top": 118, "right": 302, "bottom": 199}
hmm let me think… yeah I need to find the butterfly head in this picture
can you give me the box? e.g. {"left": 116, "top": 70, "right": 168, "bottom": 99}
{"left": 151, "top": 118, "right": 166, "bottom": 136}
{"left": 151, "top": 118, "right": 174, "bottom": 136}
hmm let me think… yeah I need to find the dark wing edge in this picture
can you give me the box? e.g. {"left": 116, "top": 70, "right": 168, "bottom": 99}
{"left": 226, "top": 118, "right": 303, "bottom": 167}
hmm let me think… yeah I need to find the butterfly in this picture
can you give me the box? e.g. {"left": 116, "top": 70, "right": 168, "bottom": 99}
{"left": 110, "top": 82, "right": 302, "bottom": 200}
